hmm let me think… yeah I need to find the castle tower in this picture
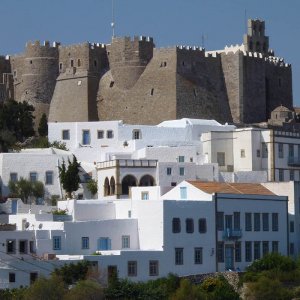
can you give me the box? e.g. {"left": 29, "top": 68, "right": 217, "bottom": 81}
{"left": 10, "top": 41, "right": 59, "bottom": 122}
{"left": 0, "top": 56, "right": 13, "bottom": 102}
{"left": 49, "top": 42, "right": 108, "bottom": 122}
{"left": 243, "top": 19, "right": 269, "bottom": 55}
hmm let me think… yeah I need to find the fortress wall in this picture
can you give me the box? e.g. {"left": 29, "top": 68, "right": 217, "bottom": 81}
{"left": 98, "top": 48, "right": 177, "bottom": 124}
{"left": 176, "top": 49, "right": 232, "bottom": 123}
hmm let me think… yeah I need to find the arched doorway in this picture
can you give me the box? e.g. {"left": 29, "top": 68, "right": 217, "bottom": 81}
{"left": 110, "top": 177, "right": 116, "bottom": 195}
{"left": 139, "top": 175, "right": 155, "bottom": 186}
{"left": 104, "top": 177, "right": 110, "bottom": 196}
{"left": 121, "top": 175, "right": 137, "bottom": 195}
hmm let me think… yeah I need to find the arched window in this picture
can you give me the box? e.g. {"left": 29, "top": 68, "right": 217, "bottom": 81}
{"left": 121, "top": 175, "right": 137, "bottom": 195}
{"left": 104, "top": 177, "right": 110, "bottom": 196}
{"left": 110, "top": 177, "right": 115, "bottom": 195}
{"left": 139, "top": 175, "right": 155, "bottom": 187}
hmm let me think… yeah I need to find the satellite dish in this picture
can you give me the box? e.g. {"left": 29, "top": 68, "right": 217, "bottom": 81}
{"left": 25, "top": 222, "right": 30, "bottom": 229}
{"left": 38, "top": 223, "right": 43, "bottom": 230}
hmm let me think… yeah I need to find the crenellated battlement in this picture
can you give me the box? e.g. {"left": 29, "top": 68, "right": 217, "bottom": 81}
{"left": 26, "top": 40, "right": 60, "bottom": 49}
{"left": 176, "top": 45, "right": 205, "bottom": 52}
{"left": 25, "top": 40, "right": 60, "bottom": 58}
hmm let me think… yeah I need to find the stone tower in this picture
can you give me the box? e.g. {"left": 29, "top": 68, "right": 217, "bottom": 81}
{"left": 0, "top": 55, "right": 13, "bottom": 102}
{"left": 10, "top": 41, "right": 59, "bottom": 121}
{"left": 243, "top": 19, "right": 269, "bottom": 54}
{"left": 48, "top": 42, "right": 108, "bottom": 122}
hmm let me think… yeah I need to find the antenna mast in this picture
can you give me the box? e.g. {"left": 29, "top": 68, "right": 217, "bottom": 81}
{"left": 111, "top": 0, "right": 115, "bottom": 38}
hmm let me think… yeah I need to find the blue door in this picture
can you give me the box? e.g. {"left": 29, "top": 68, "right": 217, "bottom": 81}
{"left": 82, "top": 130, "right": 90, "bottom": 145}
{"left": 11, "top": 200, "right": 18, "bottom": 214}
{"left": 225, "top": 245, "right": 234, "bottom": 270}
{"left": 98, "top": 238, "right": 112, "bottom": 250}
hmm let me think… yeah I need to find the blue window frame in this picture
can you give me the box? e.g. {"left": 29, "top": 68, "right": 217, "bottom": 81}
{"left": 82, "top": 130, "right": 91, "bottom": 145}
{"left": 82, "top": 237, "right": 89, "bottom": 249}
{"left": 98, "top": 237, "right": 111, "bottom": 250}
{"left": 53, "top": 236, "right": 61, "bottom": 250}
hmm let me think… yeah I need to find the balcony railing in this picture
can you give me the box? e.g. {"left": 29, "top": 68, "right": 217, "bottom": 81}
{"left": 222, "top": 228, "right": 242, "bottom": 240}
{"left": 288, "top": 157, "right": 300, "bottom": 166}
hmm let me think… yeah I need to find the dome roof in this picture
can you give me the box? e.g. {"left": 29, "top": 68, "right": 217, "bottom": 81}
{"left": 272, "top": 105, "right": 291, "bottom": 112}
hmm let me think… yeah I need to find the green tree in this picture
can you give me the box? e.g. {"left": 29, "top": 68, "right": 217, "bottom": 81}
{"left": 38, "top": 113, "right": 48, "bottom": 137}
{"left": 64, "top": 280, "right": 104, "bottom": 300}
{"left": 32, "top": 181, "right": 45, "bottom": 199}
{"left": 58, "top": 155, "right": 81, "bottom": 199}
{"left": 87, "top": 179, "right": 98, "bottom": 198}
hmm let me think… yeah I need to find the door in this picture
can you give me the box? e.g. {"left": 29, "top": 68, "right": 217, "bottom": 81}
{"left": 225, "top": 245, "right": 234, "bottom": 270}
{"left": 107, "top": 265, "right": 118, "bottom": 281}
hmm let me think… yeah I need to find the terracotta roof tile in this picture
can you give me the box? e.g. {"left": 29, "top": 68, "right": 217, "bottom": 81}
{"left": 187, "top": 181, "right": 275, "bottom": 196}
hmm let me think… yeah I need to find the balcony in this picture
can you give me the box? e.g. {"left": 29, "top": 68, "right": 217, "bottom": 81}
{"left": 288, "top": 157, "right": 300, "bottom": 167}
{"left": 222, "top": 228, "right": 242, "bottom": 240}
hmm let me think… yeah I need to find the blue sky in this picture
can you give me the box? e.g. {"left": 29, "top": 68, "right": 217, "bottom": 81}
{"left": 1, "top": 0, "right": 299, "bottom": 104}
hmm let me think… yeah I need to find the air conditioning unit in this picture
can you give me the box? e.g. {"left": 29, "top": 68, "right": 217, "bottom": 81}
{"left": 227, "top": 165, "right": 234, "bottom": 172}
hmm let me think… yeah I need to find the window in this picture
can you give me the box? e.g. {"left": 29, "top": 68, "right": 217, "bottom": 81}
{"left": 30, "top": 241, "right": 35, "bottom": 253}
{"left": 245, "top": 213, "right": 252, "bottom": 231}
{"left": 128, "top": 210, "right": 132, "bottom": 218}
{"left": 109, "top": 81, "right": 114, "bottom": 88}
{"left": 254, "top": 213, "right": 260, "bottom": 231}
{"left": 19, "top": 240, "right": 27, "bottom": 254}
{"left": 150, "top": 88, "right": 154, "bottom": 96}
{"left": 262, "top": 143, "right": 268, "bottom": 158}
{"left": 272, "top": 213, "right": 278, "bottom": 231}
{"left": 53, "top": 236, "right": 61, "bottom": 250}
{"left": 290, "top": 221, "right": 294, "bottom": 233}
{"left": 186, "top": 218, "right": 194, "bottom": 233}
{"left": 77, "top": 59, "right": 81, "bottom": 67}
{"left": 216, "top": 212, "right": 224, "bottom": 231}
{"left": 59, "top": 63, "right": 63, "bottom": 70}
{"left": 10, "top": 173, "right": 18, "bottom": 182}
{"left": 279, "top": 169, "right": 284, "bottom": 181}
{"left": 149, "top": 260, "right": 159, "bottom": 276}
{"left": 171, "top": 182, "right": 177, "bottom": 187}
{"left": 70, "top": 59, "right": 74, "bottom": 67}
{"left": 141, "top": 192, "right": 149, "bottom": 200}
{"left": 175, "top": 248, "right": 183, "bottom": 265}
{"left": 98, "top": 237, "right": 111, "bottom": 250}
{"left": 198, "top": 218, "right": 207, "bottom": 233}
{"left": 194, "top": 248, "right": 203, "bottom": 264}
{"left": 217, "top": 242, "right": 224, "bottom": 263}
{"left": 254, "top": 241, "right": 261, "bottom": 260}
{"left": 127, "top": 261, "right": 137, "bottom": 276}
{"left": 233, "top": 212, "right": 240, "bottom": 230}
{"left": 278, "top": 143, "right": 284, "bottom": 158}
{"left": 290, "top": 170, "right": 294, "bottom": 181}
{"left": 272, "top": 241, "right": 279, "bottom": 253}
{"left": 30, "top": 172, "right": 37, "bottom": 182}
{"left": 62, "top": 130, "right": 70, "bottom": 140}
{"left": 217, "top": 152, "right": 225, "bottom": 166}
{"left": 166, "top": 167, "right": 172, "bottom": 175}
{"left": 82, "top": 130, "right": 91, "bottom": 145}
{"left": 107, "top": 130, "right": 114, "bottom": 139}
{"left": 262, "top": 213, "right": 269, "bottom": 231}
{"left": 262, "top": 241, "right": 269, "bottom": 256}
{"left": 81, "top": 237, "right": 89, "bottom": 249}
{"left": 94, "top": 60, "right": 98, "bottom": 67}
{"left": 241, "top": 149, "right": 245, "bottom": 158}
{"left": 256, "top": 150, "right": 261, "bottom": 157}
{"left": 289, "top": 144, "right": 294, "bottom": 158}
{"left": 179, "top": 167, "right": 185, "bottom": 176}
{"left": 180, "top": 187, "right": 187, "bottom": 199}
{"left": 245, "top": 241, "right": 252, "bottom": 262}
{"left": 30, "top": 272, "right": 38, "bottom": 284}
{"left": 235, "top": 242, "right": 241, "bottom": 262}
{"left": 97, "top": 130, "right": 104, "bottom": 139}
{"left": 132, "top": 129, "right": 141, "bottom": 140}
{"left": 9, "top": 273, "right": 16, "bottom": 283}
{"left": 290, "top": 243, "right": 295, "bottom": 255}
{"left": 45, "top": 171, "right": 53, "bottom": 185}
{"left": 178, "top": 156, "right": 185, "bottom": 163}
{"left": 122, "top": 236, "right": 130, "bottom": 249}
{"left": 172, "top": 218, "right": 181, "bottom": 233}
{"left": 6, "top": 240, "right": 16, "bottom": 254}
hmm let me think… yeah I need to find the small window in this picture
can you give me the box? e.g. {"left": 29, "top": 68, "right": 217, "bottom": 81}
{"left": 132, "top": 129, "right": 141, "bottom": 140}
{"left": 122, "top": 236, "right": 130, "bottom": 249}
{"left": 30, "top": 60, "right": 33, "bottom": 64}
{"left": 262, "top": 213, "right": 269, "bottom": 231}
{"left": 94, "top": 60, "right": 98, "bottom": 67}
{"left": 62, "top": 130, "right": 70, "bottom": 140}
{"left": 53, "top": 236, "right": 61, "bottom": 250}
{"left": 186, "top": 218, "right": 194, "bottom": 233}
{"left": 107, "top": 130, "right": 114, "bottom": 139}
{"left": 166, "top": 167, "right": 172, "bottom": 175}
{"left": 198, "top": 218, "right": 207, "bottom": 233}
{"left": 59, "top": 63, "right": 63, "bottom": 70}
{"left": 290, "top": 221, "right": 294, "bottom": 233}
{"left": 193, "top": 88, "right": 197, "bottom": 97}
{"left": 217, "top": 242, "right": 224, "bottom": 262}
{"left": 30, "top": 241, "right": 35, "bottom": 253}
{"left": 290, "top": 170, "right": 294, "bottom": 181}
{"left": 9, "top": 273, "right": 16, "bottom": 283}
{"left": 141, "top": 192, "right": 149, "bottom": 200}
{"left": 82, "top": 237, "right": 89, "bottom": 249}
{"left": 235, "top": 242, "right": 241, "bottom": 262}
{"left": 175, "top": 248, "right": 183, "bottom": 265}
{"left": 245, "top": 213, "right": 252, "bottom": 231}
{"left": 272, "top": 241, "right": 279, "bottom": 253}
{"left": 127, "top": 261, "right": 137, "bottom": 276}
{"left": 180, "top": 187, "right": 187, "bottom": 199}
{"left": 10, "top": 173, "right": 18, "bottom": 182}
{"left": 128, "top": 210, "right": 132, "bottom": 218}
{"left": 254, "top": 241, "right": 261, "bottom": 260}
{"left": 289, "top": 144, "right": 294, "bottom": 158}
{"left": 179, "top": 167, "right": 185, "bottom": 176}
{"left": 45, "top": 171, "right": 53, "bottom": 185}
{"left": 194, "top": 248, "right": 203, "bottom": 264}
{"left": 217, "top": 152, "right": 225, "bottom": 166}
{"left": 172, "top": 218, "right": 181, "bottom": 233}
{"left": 97, "top": 130, "right": 104, "bottom": 139}
{"left": 240, "top": 149, "right": 245, "bottom": 158}
{"left": 216, "top": 212, "right": 224, "bottom": 231}
{"left": 13, "top": 70, "right": 17, "bottom": 77}
{"left": 149, "top": 260, "right": 159, "bottom": 276}
{"left": 150, "top": 88, "right": 154, "bottom": 96}
{"left": 6, "top": 240, "right": 16, "bottom": 254}
{"left": 30, "top": 272, "right": 38, "bottom": 284}
{"left": 178, "top": 156, "right": 185, "bottom": 163}
{"left": 109, "top": 81, "right": 114, "bottom": 88}
{"left": 19, "top": 240, "right": 28, "bottom": 254}
{"left": 245, "top": 241, "right": 252, "bottom": 262}
{"left": 290, "top": 243, "right": 294, "bottom": 255}
{"left": 171, "top": 182, "right": 177, "bottom": 187}
{"left": 82, "top": 130, "right": 91, "bottom": 145}
{"left": 254, "top": 213, "right": 260, "bottom": 231}
{"left": 70, "top": 59, "right": 74, "bottom": 67}
{"left": 262, "top": 241, "right": 269, "bottom": 256}
{"left": 278, "top": 143, "right": 284, "bottom": 158}
{"left": 30, "top": 172, "right": 37, "bottom": 182}
{"left": 279, "top": 169, "right": 284, "bottom": 182}
{"left": 77, "top": 59, "right": 81, "bottom": 67}
{"left": 272, "top": 213, "right": 279, "bottom": 231}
